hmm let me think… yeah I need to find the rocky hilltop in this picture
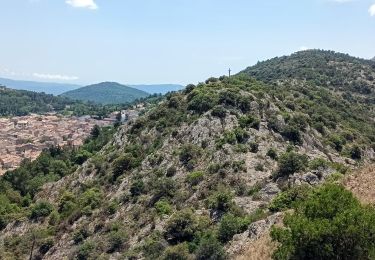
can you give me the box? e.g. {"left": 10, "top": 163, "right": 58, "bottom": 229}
{"left": 1, "top": 50, "right": 375, "bottom": 259}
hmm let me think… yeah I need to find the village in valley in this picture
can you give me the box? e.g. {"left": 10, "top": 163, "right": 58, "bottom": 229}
{"left": 0, "top": 108, "right": 141, "bottom": 175}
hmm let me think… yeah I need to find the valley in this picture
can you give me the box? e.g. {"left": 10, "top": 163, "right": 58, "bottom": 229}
{"left": 0, "top": 114, "right": 114, "bottom": 175}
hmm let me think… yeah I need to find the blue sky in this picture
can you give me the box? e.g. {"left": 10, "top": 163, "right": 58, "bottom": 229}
{"left": 0, "top": 0, "right": 374, "bottom": 85}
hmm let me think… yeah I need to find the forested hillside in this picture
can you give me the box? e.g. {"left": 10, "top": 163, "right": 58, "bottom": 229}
{"left": 61, "top": 82, "right": 150, "bottom": 105}
{"left": 241, "top": 50, "right": 375, "bottom": 103}
{"left": 0, "top": 86, "right": 120, "bottom": 117}
{"left": 1, "top": 51, "right": 375, "bottom": 259}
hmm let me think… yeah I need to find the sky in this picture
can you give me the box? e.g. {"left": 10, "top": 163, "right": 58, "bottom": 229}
{"left": 0, "top": 0, "right": 374, "bottom": 86}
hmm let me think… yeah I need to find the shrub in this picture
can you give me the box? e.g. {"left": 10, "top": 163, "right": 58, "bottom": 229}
{"left": 271, "top": 184, "right": 375, "bottom": 260}
{"left": 266, "top": 148, "right": 278, "bottom": 160}
{"left": 239, "top": 115, "right": 260, "bottom": 130}
{"left": 275, "top": 152, "right": 308, "bottom": 178}
{"left": 112, "top": 153, "right": 141, "bottom": 180}
{"left": 282, "top": 125, "right": 302, "bottom": 145}
{"left": 188, "top": 91, "right": 217, "bottom": 114}
{"left": 142, "top": 232, "right": 166, "bottom": 259}
{"left": 249, "top": 142, "right": 259, "bottom": 153}
{"left": 30, "top": 201, "right": 54, "bottom": 220}
{"left": 179, "top": 144, "right": 201, "bottom": 169}
{"left": 73, "top": 228, "right": 90, "bottom": 245}
{"left": 186, "top": 171, "right": 204, "bottom": 186}
{"left": 328, "top": 134, "right": 346, "bottom": 152}
{"left": 166, "top": 166, "right": 177, "bottom": 177}
{"left": 255, "top": 163, "right": 264, "bottom": 172}
{"left": 76, "top": 241, "right": 96, "bottom": 260}
{"left": 164, "top": 209, "right": 199, "bottom": 244}
{"left": 162, "top": 243, "right": 191, "bottom": 260}
{"left": 155, "top": 200, "right": 173, "bottom": 216}
{"left": 107, "top": 229, "right": 128, "bottom": 253}
{"left": 218, "top": 213, "right": 249, "bottom": 242}
{"left": 195, "top": 233, "right": 227, "bottom": 260}
{"left": 130, "top": 179, "right": 145, "bottom": 197}
{"left": 211, "top": 105, "right": 227, "bottom": 119}
{"left": 350, "top": 145, "right": 362, "bottom": 160}
{"left": 269, "top": 185, "right": 311, "bottom": 212}
{"left": 308, "top": 158, "right": 329, "bottom": 170}
{"left": 207, "top": 188, "right": 234, "bottom": 213}
{"left": 80, "top": 188, "right": 103, "bottom": 211}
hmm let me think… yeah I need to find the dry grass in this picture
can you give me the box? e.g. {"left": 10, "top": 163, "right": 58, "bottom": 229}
{"left": 235, "top": 232, "right": 277, "bottom": 260}
{"left": 343, "top": 164, "right": 375, "bottom": 205}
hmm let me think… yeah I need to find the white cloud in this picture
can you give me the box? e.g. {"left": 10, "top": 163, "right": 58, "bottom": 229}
{"left": 66, "top": 0, "right": 98, "bottom": 10}
{"left": 32, "top": 73, "right": 79, "bottom": 81}
{"left": 369, "top": 4, "right": 375, "bottom": 16}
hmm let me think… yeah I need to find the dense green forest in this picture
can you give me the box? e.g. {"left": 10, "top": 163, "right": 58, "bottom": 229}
{"left": 0, "top": 86, "right": 124, "bottom": 117}
{"left": 61, "top": 82, "right": 150, "bottom": 105}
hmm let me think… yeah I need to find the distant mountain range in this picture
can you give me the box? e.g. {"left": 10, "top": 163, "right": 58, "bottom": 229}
{"left": 0, "top": 77, "right": 184, "bottom": 96}
{"left": 0, "top": 77, "right": 81, "bottom": 95}
{"left": 60, "top": 82, "right": 150, "bottom": 105}
{"left": 371, "top": 57, "right": 375, "bottom": 61}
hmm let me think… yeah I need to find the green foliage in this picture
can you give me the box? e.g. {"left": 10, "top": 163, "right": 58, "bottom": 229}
{"left": 155, "top": 200, "right": 173, "bottom": 216}
{"left": 30, "top": 201, "right": 54, "bottom": 220}
{"left": 187, "top": 88, "right": 218, "bottom": 114}
{"left": 179, "top": 144, "right": 202, "bottom": 169}
{"left": 267, "top": 148, "right": 278, "bottom": 160}
{"left": 162, "top": 243, "right": 191, "bottom": 260}
{"left": 61, "top": 82, "right": 149, "bottom": 105}
{"left": 164, "top": 209, "right": 199, "bottom": 244}
{"left": 218, "top": 213, "right": 250, "bottom": 242}
{"left": 107, "top": 228, "right": 128, "bottom": 253}
{"left": 271, "top": 184, "right": 375, "bottom": 260}
{"left": 130, "top": 179, "right": 145, "bottom": 197}
{"left": 76, "top": 240, "right": 96, "bottom": 260}
{"left": 211, "top": 105, "right": 227, "bottom": 119}
{"left": 73, "top": 228, "right": 90, "bottom": 245}
{"left": 269, "top": 185, "right": 311, "bottom": 212}
{"left": 207, "top": 188, "right": 234, "bottom": 213}
{"left": 195, "top": 233, "right": 227, "bottom": 260}
{"left": 239, "top": 115, "right": 260, "bottom": 130}
{"left": 112, "top": 153, "right": 141, "bottom": 180}
{"left": 275, "top": 152, "right": 308, "bottom": 178}
{"left": 186, "top": 171, "right": 205, "bottom": 186}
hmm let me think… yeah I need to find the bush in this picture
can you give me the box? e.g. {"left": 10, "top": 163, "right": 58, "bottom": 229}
{"left": 179, "top": 144, "right": 201, "bottom": 169}
{"left": 282, "top": 125, "right": 302, "bottom": 145}
{"left": 269, "top": 185, "right": 311, "bottom": 212}
{"left": 207, "top": 188, "right": 234, "bottom": 213}
{"left": 112, "top": 153, "right": 141, "bottom": 180}
{"left": 166, "top": 166, "right": 177, "bottom": 177}
{"left": 164, "top": 209, "right": 199, "bottom": 244}
{"left": 76, "top": 241, "right": 96, "bottom": 260}
{"left": 211, "top": 105, "right": 227, "bottom": 119}
{"left": 239, "top": 115, "right": 260, "bottom": 130}
{"left": 130, "top": 179, "right": 145, "bottom": 197}
{"left": 73, "top": 228, "right": 90, "bottom": 244}
{"left": 266, "top": 148, "right": 278, "bottom": 160}
{"left": 188, "top": 91, "right": 217, "bottom": 114}
{"left": 350, "top": 145, "right": 362, "bottom": 160}
{"left": 249, "top": 142, "right": 259, "bottom": 153}
{"left": 162, "top": 243, "right": 191, "bottom": 260}
{"left": 107, "top": 229, "right": 128, "bottom": 253}
{"left": 30, "top": 201, "right": 54, "bottom": 220}
{"left": 186, "top": 171, "right": 204, "bottom": 186}
{"left": 155, "top": 200, "right": 173, "bottom": 216}
{"left": 195, "top": 233, "right": 227, "bottom": 260}
{"left": 275, "top": 152, "right": 308, "bottom": 178}
{"left": 218, "top": 213, "right": 249, "bottom": 242}
{"left": 271, "top": 184, "right": 375, "bottom": 260}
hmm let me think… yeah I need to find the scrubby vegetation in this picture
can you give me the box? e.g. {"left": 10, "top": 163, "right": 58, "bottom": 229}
{"left": 271, "top": 184, "right": 375, "bottom": 260}
{"left": 1, "top": 50, "right": 374, "bottom": 259}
